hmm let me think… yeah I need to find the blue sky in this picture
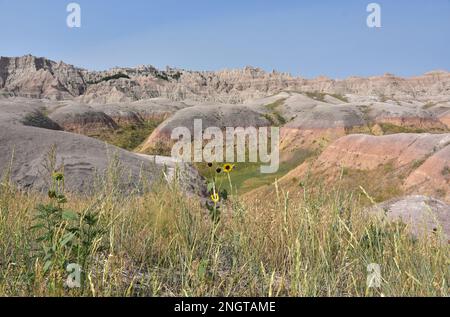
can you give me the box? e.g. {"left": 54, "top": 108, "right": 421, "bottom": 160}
{"left": 0, "top": 0, "right": 449, "bottom": 78}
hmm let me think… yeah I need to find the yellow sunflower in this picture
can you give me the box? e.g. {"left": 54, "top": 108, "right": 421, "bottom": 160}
{"left": 223, "top": 164, "right": 235, "bottom": 173}
{"left": 211, "top": 192, "right": 220, "bottom": 203}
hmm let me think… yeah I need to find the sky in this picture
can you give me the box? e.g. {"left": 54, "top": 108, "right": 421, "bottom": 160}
{"left": 0, "top": 0, "right": 449, "bottom": 78}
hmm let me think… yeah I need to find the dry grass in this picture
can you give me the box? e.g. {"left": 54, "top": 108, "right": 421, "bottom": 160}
{"left": 0, "top": 163, "right": 448, "bottom": 297}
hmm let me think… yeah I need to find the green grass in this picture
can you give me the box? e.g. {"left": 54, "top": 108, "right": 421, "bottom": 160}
{"left": 377, "top": 123, "right": 448, "bottom": 135}
{"left": 329, "top": 93, "right": 349, "bottom": 103}
{"left": 0, "top": 162, "right": 448, "bottom": 296}
{"left": 378, "top": 123, "right": 427, "bottom": 134}
{"left": 265, "top": 99, "right": 286, "bottom": 111}
{"left": 87, "top": 119, "right": 163, "bottom": 151}
{"left": 422, "top": 102, "right": 436, "bottom": 109}
{"left": 264, "top": 99, "right": 287, "bottom": 126}
{"left": 86, "top": 73, "right": 130, "bottom": 85}
{"left": 196, "top": 149, "right": 316, "bottom": 194}
{"left": 305, "top": 91, "right": 327, "bottom": 102}
{"left": 346, "top": 122, "right": 449, "bottom": 136}
{"left": 304, "top": 92, "right": 348, "bottom": 103}
{"left": 263, "top": 112, "right": 286, "bottom": 126}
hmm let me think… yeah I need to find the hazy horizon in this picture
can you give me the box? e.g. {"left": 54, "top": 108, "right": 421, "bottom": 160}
{"left": 3, "top": 52, "right": 449, "bottom": 80}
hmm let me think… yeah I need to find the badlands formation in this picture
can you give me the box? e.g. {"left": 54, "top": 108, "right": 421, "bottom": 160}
{"left": 0, "top": 55, "right": 449, "bottom": 237}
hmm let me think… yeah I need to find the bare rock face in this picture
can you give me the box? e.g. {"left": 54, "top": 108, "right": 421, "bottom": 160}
{"left": 0, "top": 98, "right": 61, "bottom": 130}
{"left": 404, "top": 145, "right": 450, "bottom": 202}
{"left": 90, "top": 98, "right": 189, "bottom": 125}
{"left": 0, "top": 99, "right": 206, "bottom": 195}
{"left": 283, "top": 133, "right": 450, "bottom": 202}
{"left": 140, "top": 104, "right": 271, "bottom": 154}
{"left": 306, "top": 71, "right": 450, "bottom": 100}
{"left": 315, "top": 133, "right": 450, "bottom": 170}
{"left": 438, "top": 110, "right": 450, "bottom": 128}
{"left": 262, "top": 92, "right": 448, "bottom": 151}
{"left": 77, "top": 78, "right": 158, "bottom": 104}
{"left": 48, "top": 104, "right": 119, "bottom": 134}
{"left": 45, "top": 98, "right": 190, "bottom": 138}
{"left": 0, "top": 125, "right": 206, "bottom": 195}
{"left": 134, "top": 91, "right": 449, "bottom": 158}
{"left": 280, "top": 103, "right": 366, "bottom": 150}
{"left": 157, "top": 67, "right": 299, "bottom": 103}
{"left": 361, "top": 102, "right": 446, "bottom": 129}
{"left": 369, "top": 195, "right": 450, "bottom": 242}
{"left": 0, "top": 124, "right": 158, "bottom": 193}
{"left": 0, "top": 96, "right": 189, "bottom": 137}
{"left": 1, "top": 55, "right": 449, "bottom": 104}
{"left": 0, "top": 55, "right": 86, "bottom": 99}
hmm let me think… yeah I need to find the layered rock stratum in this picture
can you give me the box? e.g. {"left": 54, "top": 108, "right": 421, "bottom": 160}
{"left": 282, "top": 133, "right": 450, "bottom": 202}
{"left": 1, "top": 55, "right": 449, "bottom": 104}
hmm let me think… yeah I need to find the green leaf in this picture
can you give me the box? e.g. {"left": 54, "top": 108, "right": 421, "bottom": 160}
{"left": 62, "top": 210, "right": 79, "bottom": 221}
{"left": 43, "top": 260, "right": 53, "bottom": 273}
{"left": 43, "top": 253, "right": 53, "bottom": 261}
{"left": 34, "top": 214, "right": 48, "bottom": 220}
{"left": 60, "top": 232, "right": 76, "bottom": 247}
{"left": 29, "top": 224, "right": 45, "bottom": 231}
{"left": 220, "top": 189, "right": 228, "bottom": 200}
{"left": 36, "top": 236, "right": 47, "bottom": 243}
{"left": 198, "top": 260, "right": 208, "bottom": 279}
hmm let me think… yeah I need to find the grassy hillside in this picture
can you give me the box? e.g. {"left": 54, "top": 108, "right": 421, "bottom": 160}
{"left": 0, "top": 164, "right": 447, "bottom": 296}
{"left": 195, "top": 149, "right": 315, "bottom": 194}
{"left": 87, "top": 119, "right": 163, "bottom": 151}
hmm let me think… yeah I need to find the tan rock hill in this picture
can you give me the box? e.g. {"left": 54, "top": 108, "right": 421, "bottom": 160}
{"left": 437, "top": 109, "right": 450, "bottom": 128}
{"left": 0, "top": 97, "right": 61, "bottom": 130}
{"left": 48, "top": 104, "right": 119, "bottom": 134}
{"left": 1, "top": 55, "right": 449, "bottom": 104}
{"left": 0, "top": 55, "right": 86, "bottom": 99}
{"left": 315, "top": 133, "right": 449, "bottom": 170}
{"left": 90, "top": 98, "right": 189, "bottom": 124}
{"left": 404, "top": 145, "right": 450, "bottom": 200}
{"left": 140, "top": 104, "right": 271, "bottom": 154}
{"left": 281, "top": 133, "right": 450, "bottom": 202}
{"left": 138, "top": 91, "right": 449, "bottom": 156}
{"left": 46, "top": 98, "right": 188, "bottom": 134}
